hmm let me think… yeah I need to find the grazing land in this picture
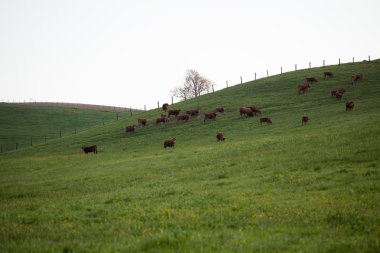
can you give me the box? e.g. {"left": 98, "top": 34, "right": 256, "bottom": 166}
{"left": 0, "top": 60, "right": 379, "bottom": 252}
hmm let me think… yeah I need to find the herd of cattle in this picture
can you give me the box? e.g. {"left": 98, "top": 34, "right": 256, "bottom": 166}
{"left": 81, "top": 71, "right": 362, "bottom": 153}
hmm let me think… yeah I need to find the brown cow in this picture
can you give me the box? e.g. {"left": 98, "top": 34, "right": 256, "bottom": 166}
{"left": 186, "top": 109, "right": 200, "bottom": 117}
{"left": 216, "top": 132, "right": 225, "bottom": 142}
{"left": 215, "top": 107, "right": 225, "bottom": 113}
{"left": 260, "top": 117, "right": 272, "bottom": 124}
{"left": 323, "top": 71, "right": 334, "bottom": 78}
{"left": 331, "top": 88, "right": 346, "bottom": 97}
{"left": 176, "top": 114, "right": 190, "bottom": 122}
{"left": 239, "top": 107, "right": 254, "bottom": 116}
{"left": 126, "top": 125, "right": 137, "bottom": 132}
{"left": 156, "top": 117, "right": 169, "bottom": 124}
{"left": 164, "top": 138, "right": 176, "bottom": 148}
{"left": 249, "top": 106, "right": 262, "bottom": 116}
{"left": 137, "top": 118, "right": 147, "bottom": 127}
{"left": 351, "top": 74, "right": 363, "bottom": 85}
{"left": 82, "top": 145, "right": 98, "bottom": 154}
{"left": 298, "top": 83, "right": 310, "bottom": 94}
{"left": 168, "top": 109, "right": 181, "bottom": 117}
{"left": 346, "top": 101, "right": 354, "bottom": 111}
{"left": 335, "top": 91, "right": 343, "bottom": 100}
{"left": 162, "top": 103, "right": 169, "bottom": 111}
{"left": 204, "top": 112, "right": 217, "bottom": 122}
{"left": 305, "top": 77, "right": 318, "bottom": 84}
{"left": 302, "top": 116, "right": 309, "bottom": 125}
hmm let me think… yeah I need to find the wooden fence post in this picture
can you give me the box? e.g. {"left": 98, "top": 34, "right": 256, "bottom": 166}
{"left": 144, "top": 105, "right": 146, "bottom": 111}
{"left": 240, "top": 76, "right": 242, "bottom": 84}
{"left": 281, "top": 67, "right": 282, "bottom": 74}
{"left": 323, "top": 60, "right": 325, "bottom": 67}
{"left": 369, "top": 56, "right": 371, "bottom": 62}
{"left": 255, "top": 73, "right": 256, "bottom": 80}
{"left": 295, "top": 64, "right": 297, "bottom": 71}
{"left": 266, "top": 70, "right": 268, "bottom": 77}
{"left": 212, "top": 84, "right": 214, "bottom": 92}
{"left": 339, "top": 58, "right": 340, "bottom": 65}
{"left": 116, "top": 112, "right": 119, "bottom": 121}
{"left": 226, "top": 80, "right": 228, "bottom": 88}
{"left": 309, "top": 62, "right": 311, "bottom": 69}
{"left": 157, "top": 101, "right": 160, "bottom": 109}
{"left": 353, "top": 57, "right": 355, "bottom": 64}
{"left": 130, "top": 107, "right": 132, "bottom": 116}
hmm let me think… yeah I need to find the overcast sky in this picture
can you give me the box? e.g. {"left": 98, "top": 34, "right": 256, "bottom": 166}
{"left": 1, "top": 0, "right": 379, "bottom": 109}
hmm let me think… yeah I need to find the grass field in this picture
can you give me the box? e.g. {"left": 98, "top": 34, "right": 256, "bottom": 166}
{"left": 0, "top": 61, "right": 379, "bottom": 252}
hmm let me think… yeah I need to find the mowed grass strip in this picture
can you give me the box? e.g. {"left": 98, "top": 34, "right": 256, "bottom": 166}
{"left": 0, "top": 60, "right": 379, "bottom": 252}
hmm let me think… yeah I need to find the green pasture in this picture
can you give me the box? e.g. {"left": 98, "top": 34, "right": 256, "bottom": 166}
{"left": 0, "top": 61, "right": 379, "bottom": 252}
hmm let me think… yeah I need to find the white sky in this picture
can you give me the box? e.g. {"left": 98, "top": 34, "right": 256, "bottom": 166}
{"left": 1, "top": 0, "right": 379, "bottom": 109}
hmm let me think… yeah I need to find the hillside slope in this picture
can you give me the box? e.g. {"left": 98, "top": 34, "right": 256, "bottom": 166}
{"left": 0, "top": 61, "right": 379, "bottom": 252}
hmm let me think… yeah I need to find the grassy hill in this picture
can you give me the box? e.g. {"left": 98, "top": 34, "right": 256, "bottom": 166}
{"left": 0, "top": 103, "right": 140, "bottom": 152}
{"left": 0, "top": 61, "right": 379, "bottom": 252}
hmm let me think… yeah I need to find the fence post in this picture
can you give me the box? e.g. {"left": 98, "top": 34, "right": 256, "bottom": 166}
{"left": 157, "top": 101, "right": 160, "bottom": 109}
{"left": 369, "top": 56, "right": 371, "bottom": 62}
{"left": 353, "top": 57, "right": 355, "bottom": 64}
{"left": 130, "top": 107, "right": 132, "bottom": 116}
{"left": 339, "top": 58, "right": 340, "bottom": 65}
{"left": 144, "top": 105, "right": 146, "bottom": 111}
{"left": 309, "top": 62, "right": 311, "bottom": 69}
{"left": 116, "top": 112, "right": 119, "bottom": 121}
{"left": 226, "top": 80, "right": 228, "bottom": 88}
{"left": 255, "top": 72, "right": 256, "bottom": 80}
{"left": 281, "top": 67, "right": 282, "bottom": 74}
{"left": 323, "top": 60, "right": 325, "bottom": 67}
{"left": 240, "top": 76, "right": 242, "bottom": 84}
{"left": 171, "top": 96, "right": 174, "bottom": 105}
{"left": 295, "top": 64, "right": 297, "bottom": 71}
{"left": 212, "top": 84, "right": 214, "bottom": 92}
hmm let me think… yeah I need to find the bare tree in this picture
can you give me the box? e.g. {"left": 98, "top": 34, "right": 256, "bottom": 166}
{"left": 171, "top": 69, "right": 212, "bottom": 100}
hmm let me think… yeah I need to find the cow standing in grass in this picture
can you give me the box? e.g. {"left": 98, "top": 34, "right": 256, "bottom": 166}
{"left": 216, "top": 132, "right": 225, "bottom": 142}
{"left": 260, "top": 117, "right": 272, "bottom": 125}
{"left": 176, "top": 114, "right": 190, "bottom": 122}
{"left": 162, "top": 103, "right": 169, "bottom": 111}
{"left": 82, "top": 145, "right": 98, "bottom": 154}
{"left": 346, "top": 101, "right": 355, "bottom": 111}
{"left": 204, "top": 112, "right": 217, "bottom": 122}
{"left": 156, "top": 117, "right": 169, "bottom": 124}
{"left": 164, "top": 138, "right": 176, "bottom": 148}
{"left": 239, "top": 107, "right": 254, "bottom": 117}
{"left": 298, "top": 84, "right": 310, "bottom": 94}
{"left": 306, "top": 77, "right": 318, "bottom": 84}
{"left": 186, "top": 109, "right": 200, "bottom": 117}
{"left": 302, "top": 116, "right": 309, "bottom": 125}
{"left": 138, "top": 118, "right": 147, "bottom": 127}
{"left": 324, "top": 71, "right": 334, "bottom": 78}
{"left": 168, "top": 109, "right": 181, "bottom": 118}
{"left": 215, "top": 107, "right": 225, "bottom": 113}
{"left": 351, "top": 74, "right": 363, "bottom": 85}
{"left": 126, "top": 125, "right": 137, "bottom": 133}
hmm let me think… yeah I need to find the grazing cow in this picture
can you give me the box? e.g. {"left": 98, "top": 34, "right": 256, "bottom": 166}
{"left": 162, "top": 103, "right": 169, "bottom": 111}
{"left": 260, "top": 117, "right": 272, "bottom": 125}
{"left": 186, "top": 109, "right": 200, "bottom": 117}
{"left": 249, "top": 106, "right": 262, "bottom": 116}
{"left": 82, "top": 145, "right": 97, "bottom": 154}
{"left": 164, "top": 138, "right": 176, "bottom": 148}
{"left": 298, "top": 83, "right": 310, "bottom": 94}
{"left": 346, "top": 101, "right": 355, "bottom": 111}
{"left": 156, "top": 117, "right": 169, "bottom": 124}
{"left": 305, "top": 77, "right": 318, "bottom": 84}
{"left": 215, "top": 107, "right": 225, "bottom": 113}
{"left": 126, "top": 125, "right": 137, "bottom": 133}
{"left": 302, "top": 116, "right": 309, "bottom": 125}
{"left": 216, "top": 132, "right": 225, "bottom": 142}
{"left": 204, "top": 112, "right": 217, "bottom": 122}
{"left": 335, "top": 91, "right": 343, "bottom": 100}
{"left": 239, "top": 107, "right": 254, "bottom": 116}
{"left": 323, "top": 71, "right": 334, "bottom": 78}
{"left": 137, "top": 118, "right": 147, "bottom": 127}
{"left": 352, "top": 74, "right": 363, "bottom": 85}
{"left": 331, "top": 88, "right": 346, "bottom": 97}
{"left": 168, "top": 109, "right": 181, "bottom": 117}
{"left": 176, "top": 114, "right": 190, "bottom": 122}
